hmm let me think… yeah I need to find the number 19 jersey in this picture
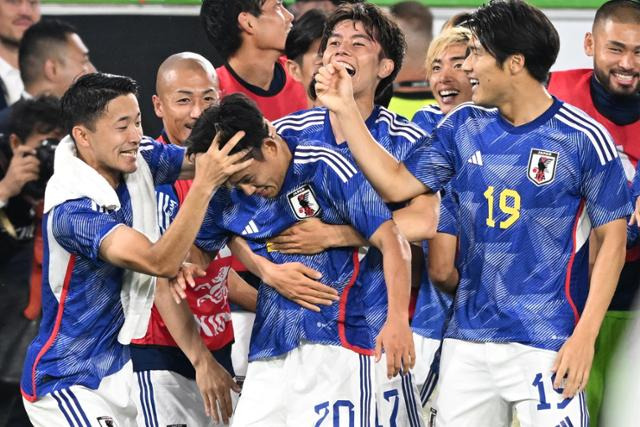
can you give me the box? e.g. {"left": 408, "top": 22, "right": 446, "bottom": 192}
{"left": 404, "top": 98, "right": 632, "bottom": 351}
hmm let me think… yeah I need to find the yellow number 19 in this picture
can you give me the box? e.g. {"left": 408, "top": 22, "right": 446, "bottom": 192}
{"left": 483, "top": 186, "right": 521, "bottom": 229}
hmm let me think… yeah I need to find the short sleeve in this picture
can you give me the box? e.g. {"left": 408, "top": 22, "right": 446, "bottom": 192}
{"left": 411, "top": 109, "right": 440, "bottom": 135}
{"left": 437, "top": 185, "right": 459, "bottom": 236}
{"left": 325, "top": 166, "right": 393, "bottom": 241}
{"left": 403, "top": 121, "right": 457, "bottom": 193}
{"left": 139, "top": 137, "right": 185, "bottom": 186}
{"left": 51, "top": 199, "right": 122, "bottom": 260}
{"left": 195, "top": 192, "right": 231, "bottom": 254}
{"left": 579, "top": 132, "right": 633, "bottom": 228}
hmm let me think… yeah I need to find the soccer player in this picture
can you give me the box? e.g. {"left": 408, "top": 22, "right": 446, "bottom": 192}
{"left": 19, "top": 73, "right": 251, "bottom": 426}
{"left": 186, "top": 93, "right": 415, "bottom": 426}
{"left": 547, "top": 3, "right": 639, "bottom": 424}
{"left": 314, "top": 0, "right": 632, "bottom": 425}
{"left": 200, "top": 0, "right": 307, "bottom": 121}
{"left": 272, "top": 4, "right": 437, "bottom": 425}
{"left": 129, "top": 53, "right": 257, "bottom": 426}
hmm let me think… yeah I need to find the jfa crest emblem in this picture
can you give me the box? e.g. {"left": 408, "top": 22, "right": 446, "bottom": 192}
{"left": 287, "top": 184, "right": 321, "bottom": 219}
{"left": 527, "top": 149, "right": 559, "bottom": 186}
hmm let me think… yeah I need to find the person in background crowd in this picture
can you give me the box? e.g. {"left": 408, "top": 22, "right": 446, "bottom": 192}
{"left": 0, "top": 0, "right": 40, "bottom": 109}
{"left": 130, "top": 52, "right": 257, "bottom": 427}
{"left": 284, "top": 9, "right": 327, "bottom": 108}
{"left": 0, "top": 19, "right": 95, "bottom": 134}
{"left": 387, "top": 1, "right": 435, "bottom": 119}
{"left": 200, "top": 0, "right": 307, "bottom": 121}
{"left": 288, "top": 0, "right": 339, "bottom": 19}
{"left": 547, "top": 1, "right": 640, "bottom": 425}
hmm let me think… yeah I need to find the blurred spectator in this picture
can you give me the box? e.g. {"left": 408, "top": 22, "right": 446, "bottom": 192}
{"left": 547, "top": 1, "right": 640, "bottom": 426}
{"left": 0, "top": 0, "right": 41, "bottom": 108}
{"left": 284, "top": 9, "right": 326, "bottom": 107}
{"left": 0, "top": 95, "right": 62, "bottom": 427}
{"left": 288, "top": 0, "right": 338, "bottom": 19}
{"left": 441, "top": 11, "right": 472, "bottom": 32}
{"left": 200, "top": 0, "right": 307, "bottom": 121}
{"left": 0, "top": 19, "right": 95, "bottom": 134}
{"left": 388, "top": 1, "right": 435, "bottom": 119}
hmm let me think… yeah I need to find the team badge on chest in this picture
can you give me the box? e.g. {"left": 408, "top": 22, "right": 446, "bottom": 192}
{"left": 527, "top": 149, "right": 559, "bottom": 186}
{"left": 288, "top": 184, "right": 321, "bottom": 219}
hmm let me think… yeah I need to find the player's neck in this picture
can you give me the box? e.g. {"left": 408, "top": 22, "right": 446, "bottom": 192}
{"left": 328, "top": 93, "right": 375, "bottom": 145}
{"left": 0, "top": 41, "right": 18, "bottom": 68}
{"left": 499, "top": 82, "right": 553, "bottom": 127}
{"left": 227, "top": 45, "right": 282, "bottom": 91}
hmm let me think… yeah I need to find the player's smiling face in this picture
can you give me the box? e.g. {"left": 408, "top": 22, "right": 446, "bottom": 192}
{"left": 250, "top": 0, "right": 294, "bottom": 52}
{"left": 588, "top": 19, "right": 640, "bottom": 97}
{"left": 429, "top": 42, "right": 473, "bottom": 114}
{"left": 322, "top": 20, "right": 394, "bottom": 99}
{"left": 462, "top": 37, "right": 508, "bottom": 108}
{"left": 76, "top": 94, "right": 143, "bottom": 186}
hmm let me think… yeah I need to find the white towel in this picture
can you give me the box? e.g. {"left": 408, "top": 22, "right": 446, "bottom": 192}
{"left": 45, "top": 135, "right": 159, "bottom": 344}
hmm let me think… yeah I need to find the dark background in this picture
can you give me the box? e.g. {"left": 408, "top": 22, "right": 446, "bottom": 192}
{"left": 51, "top": 14, "right": 223, "bottom": 138}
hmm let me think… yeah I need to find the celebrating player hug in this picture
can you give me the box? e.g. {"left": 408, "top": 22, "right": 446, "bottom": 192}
{"left": 6, "top": 0, "right": 638, "bottom": 426}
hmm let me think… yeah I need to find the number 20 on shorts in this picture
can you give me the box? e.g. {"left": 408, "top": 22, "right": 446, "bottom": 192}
{"left": 483, "top": 186, "right": 521, "bottom": 229}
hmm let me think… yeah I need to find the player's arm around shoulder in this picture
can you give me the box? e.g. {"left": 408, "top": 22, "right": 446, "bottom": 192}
{"left": 368, "top": 220, "right": 415, "bottom": 378}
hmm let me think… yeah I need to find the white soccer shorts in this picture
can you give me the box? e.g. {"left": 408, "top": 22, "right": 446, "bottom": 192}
{"left": 412, "top": 333, "right": 442, "bottom": 423}
{"left": 232, "top": 343, "right": 376, "bottom": 427}
{"left": 436, "top": 339, "right": 590, "bottom": 427}
{"left": 132, "top": 369, "right": 239, "bottom": 427}
{"left": 23, "top": 361, "right": 137, "bottom": 427}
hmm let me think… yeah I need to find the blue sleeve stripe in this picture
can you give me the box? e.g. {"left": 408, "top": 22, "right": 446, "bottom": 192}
{"left": 273, "top": 109, "right": 325, "bottom": 127}
{"left": 296, "top": 145, "right": 358, "bottom": 174}
{"left": 556, "top": 108, "right": 615, "bottom": 166}
{"left": 276, "top": 119, "right": 325, "bottom": 133}
{"left": 558, "top": 104, "right": 618, "bottom": 164}
{"left": 562, "top": 104, "right": 617, "bottom": 158}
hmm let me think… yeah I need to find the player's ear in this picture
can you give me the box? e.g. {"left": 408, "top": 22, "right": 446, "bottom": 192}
{"left": 285, "top": 59, "right": 303, "bottom": 83}
{"left": 584, "top": 32, "right": 594, "bottom": 57}
{"left": 261, "top": 138, "right": 278, "bottom": 157}
{"left": 238, "top": 12, "right": 256, "bottom": 35}
{"left": 152, "top": 94, "right": 163, "bottom": 118}
{"left": 508, "top": 53, "right": 525, "bottom": 75}
{"left": 378, "top": 58, "right": 395, "bottom": 80}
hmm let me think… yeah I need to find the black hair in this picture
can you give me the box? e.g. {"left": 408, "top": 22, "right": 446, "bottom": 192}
{"left": 19, "top": 19, "right": 78, "bottom": 87}
{"left": 465, "top": 0, "right": 559, "bottom": 83}
{"left": 390, "top": 1, "right": 433, "bottom": 39}
{"left": 186, "top": 93, "right": 269, "bottom": 160}
{"left": 319, "top": 2, "right": 406, "bottom": 98}
{"left": 200, "top": 0, "right": 265, "bottom": 60}
{"left": 61, "top": 73, "right": 139, "bottom": 135}
{"left": 9, "top": 96, "right": 63, "bottom": 143}
{"left": 594, "top": 0, "right": 640, "bottom": 27}
{"left": 285, "top": 9, "right": 327, "bottom": 63}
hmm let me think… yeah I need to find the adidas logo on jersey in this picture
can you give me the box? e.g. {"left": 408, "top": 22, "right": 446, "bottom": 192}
{"left": 241, "top": 220, "right": 259, "bottom": 235}
{"left": 468, "top": 151, "right": 483, "bottom": 166}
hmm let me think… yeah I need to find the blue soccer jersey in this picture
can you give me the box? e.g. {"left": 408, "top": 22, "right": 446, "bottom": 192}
{"left": 21, "top": 138, "right": 185, "bottom": 401}
{"left": 404, "top": 98, "right": 633, "bottom": 351}
{"left": 196, "top": 139, "right": 393, "bottom": 361}
{"left": 274, "top": 106, "right": 452, "bottom": 340}
{"left": 628, "top": 162, "right": 640, "bottom": 246}
{"left": 412, "top": 104, "right": 444, "bottom": 135}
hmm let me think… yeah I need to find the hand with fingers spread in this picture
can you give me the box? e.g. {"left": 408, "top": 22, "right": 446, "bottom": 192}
{"left": 314, "top": 61, "right": 357, "bottom": 115}
{"left": 375, "top": 317, "right": 415, "bottom": 379}
{"left": 168, "top": 262, "right": 207, "bottom": 304}
{"left": 193, "top": 353, "right": 241, "bottom": 425}
{"left": 0, "top": 145, "right": 40, "bottom": 201}
{"left": 192, "top": 130, "right": 253, "bottom": 196}
{"left": 262, "top": 262, "right": 339, "bottom": 312}
{"left": 551, "top": 329, "right": 595, "bottom": 399}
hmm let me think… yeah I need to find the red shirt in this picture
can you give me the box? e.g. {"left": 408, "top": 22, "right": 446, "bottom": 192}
{"left": 216, "top": 56, "right": 307, "bottom": 121}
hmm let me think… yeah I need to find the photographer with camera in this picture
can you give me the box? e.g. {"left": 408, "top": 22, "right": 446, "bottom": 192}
{"left": 0, "top": 95, "right": 62, "bottom": 426}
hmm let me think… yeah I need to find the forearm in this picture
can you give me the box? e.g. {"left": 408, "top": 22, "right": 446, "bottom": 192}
{"left": 392, "top": 193, "right": 439, "bottom": 242}
{"left": 373, "top": 223, "right": 412, "bottom": 320}
{"left": 576, "top": 221, "right": 626, "bottom": 339}
{"left": 228, "top": 236, "right": 270, "bottom": 280}
{"left": 228, "top": 269, "right": 257, "bottom": 312}
{"left": 154, "top": 278, "right": 211, "bottom": 367}
{"left": 332, "top": 107, "right": 427, "bottom": 202}
{"left": 427, "top": 233, "right": 459, "bottom": 294}
{"left": 325, "top": 225, "right": 367, "bottom": 248}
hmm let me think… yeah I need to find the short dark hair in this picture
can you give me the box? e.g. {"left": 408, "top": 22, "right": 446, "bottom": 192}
{"left": 61, "top": 73, "right": 139, "bottom": 135}
{"left": 186, "top": 93, "right": 268, "bottom": 160}
{"left": 319, "top": 3, "right": 406, "bottom": 98}
{"left": 201, "top": 0, "right": 264, "bottom": 60}
{"left": 19, "top": 19, "right": 78, "bottom": 87}
{"left": 390, "top": 1, "right": 433, "bottom": 39}
{"left": 594, "top": 0, "right": 640, "bottom": 28}
{"left": 285, "top": 9, "right": 327, "bottom": 63}
{"left": 465, "top": 0, "right": 559, "bottom": 83}
{"left": 9, "top": 96, "right": 63, "bottom": 143}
